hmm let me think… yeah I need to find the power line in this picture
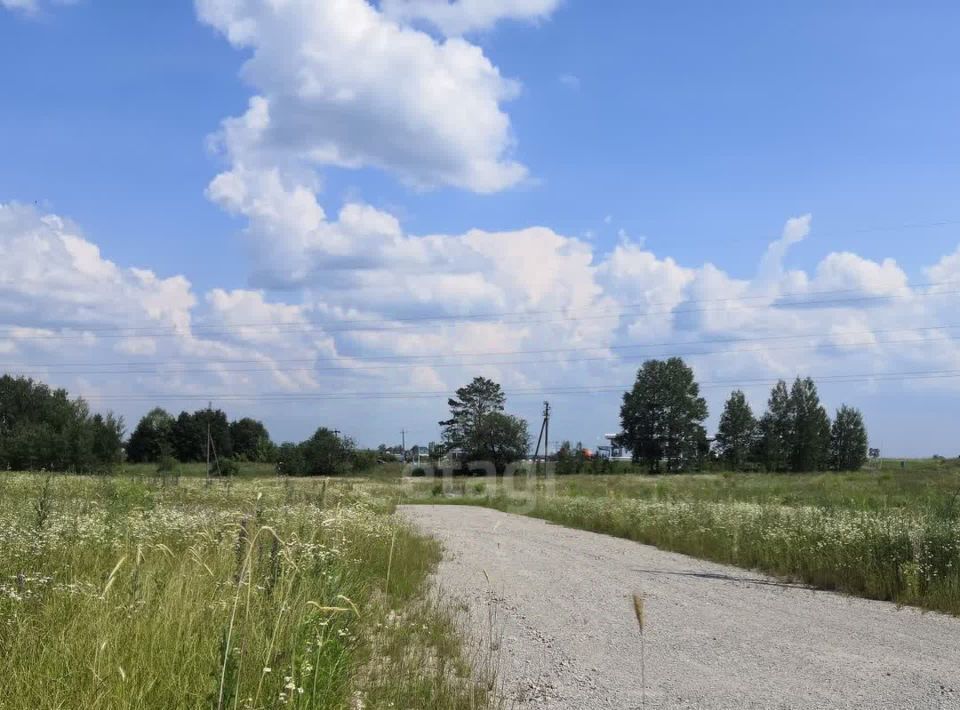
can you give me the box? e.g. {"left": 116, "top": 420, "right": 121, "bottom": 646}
{"left": 2, "top": 279, "right": 959, "bottom": 342}
{"left": 4, "top": 322, "right": 960, "bottom": 379}
{"left": 7, "top": 321, "right": 960, "bottom": 371}
{"left": 71, "top": 367, "right": 960, "bottom": 403}
{"left": 4, "top": 330, "right": 960, "bottom": 379}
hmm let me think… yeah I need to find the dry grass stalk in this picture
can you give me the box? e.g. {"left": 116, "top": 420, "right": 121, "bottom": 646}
{"left": 632, "top": 592, "right": 646, "bottom": 709}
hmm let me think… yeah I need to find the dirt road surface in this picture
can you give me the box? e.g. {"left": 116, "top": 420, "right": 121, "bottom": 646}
{"left": 400, "top": 505, "right": 960, "bottom": 710}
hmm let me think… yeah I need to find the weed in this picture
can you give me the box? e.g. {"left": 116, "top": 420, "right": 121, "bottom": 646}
{"left": 0, "top": 474, "right": 495, "bottom": 709}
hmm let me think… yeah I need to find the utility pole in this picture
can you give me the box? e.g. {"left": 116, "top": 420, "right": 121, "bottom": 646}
{"left": 401, "top": 429, "right": 406, "bottom": 462}
{"left": 544, "top": 401, "right": 550, "bottom": 472}
{"left": 532, "top": 401, "right": 550, "bottom": 475}
{"left": 205, "top": 401, "right": 212, "bottom": 482}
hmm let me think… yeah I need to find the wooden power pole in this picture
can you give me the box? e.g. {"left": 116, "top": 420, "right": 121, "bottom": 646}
{"left": 205, "top": 401, "right": 211, "bottom": 482}
{"left": 532, "top": 401, "right": 550, "bottom": 475}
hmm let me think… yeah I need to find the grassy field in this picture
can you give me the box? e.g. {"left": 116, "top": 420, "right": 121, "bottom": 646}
{"left": 4, "top": 463, "right": 958, "bottom": 709}
{"left": 402, "top": 463, "right": 960, "bottom": 615}
{"left": 116, "top": 461, "right": 407, "bottom": 479}
{"left": 0, "top": 474, "right": 495, "bottom": 709}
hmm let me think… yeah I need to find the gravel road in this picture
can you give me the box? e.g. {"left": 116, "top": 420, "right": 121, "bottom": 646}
{"left": 400, "top": 505, "right": 960, "bottom": 710}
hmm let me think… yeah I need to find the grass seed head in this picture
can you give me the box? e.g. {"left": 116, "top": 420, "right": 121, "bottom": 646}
{"left": 632, "top": 592, "right": 645, "bottom": 632}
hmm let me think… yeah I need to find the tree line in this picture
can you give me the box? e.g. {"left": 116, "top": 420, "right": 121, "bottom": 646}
{"left": 0, "top": 375, "right": 377, "bottom": 476}
{"left": 0, "top": 375, "right": 123, "bottom": 473}
{"left": 125, "top": 406, "right": 378, "bottom": 476}
{"left": 125, "top": 407, "right": 275, "bottom": 464}
{"left": 1, "top": 362, "right": 871, "bottom": 476}
{"left": 617, "top": 357, "right": 869, "bottom": 473}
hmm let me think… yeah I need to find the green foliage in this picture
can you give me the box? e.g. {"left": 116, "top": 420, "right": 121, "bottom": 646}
{"left": 201, "top": 408, "right": 233, "bottom": 460}
{"left": 619, "top": 358, "right": 708, "bottom": 473}
{"left": 0, "top": 375, "right": 123, "bottom": 473}
{"left": 130, "top": 408, "right": 235, "bottom": 464}
{"left": 715, "top": 390, "right": 757, "bottom": 470}
{"left": 439, "top": 376, "right": 506, "bottom": 452}
{"left": 351, "top": 448, "right": 380, "bottom": 472}
{"left": 788, "top": 377, "right": 832, "bottom": 472}
{"left": 217, "top": 457, "right": 240, "bottom": 477}
{"left": 473, "top": 411, "right": 529, "bottom": 474}
{"left": 299, "top": 428, "right": 355, "bottom": 476}
{"left": 126, "top": 407, "right": 175, "bottom": 463}
{"left": 755, "top": 377, "right": 853, "bottom": 473}
{"left": 757, "top": 380, "right": 792, "bottom": 472}
{"left": 440, "top": 377, "right": 529, "bottom": 473}
{"left": 831, "top": 405, "right": 869, "bottom": 471}
{"left": 228, "top": 417, "right": 275, "bottom": 462}
{"left": 171, "top": 410, "right": 205, "bottom": 462}
{"left": 556, "top": 440, "right": 589, "bottom": 475}
{"left": 155, "top": 454, "right": 178, "bottom": 475}
{"left": 275, "top": 442, "right": 305, "bottom": 477}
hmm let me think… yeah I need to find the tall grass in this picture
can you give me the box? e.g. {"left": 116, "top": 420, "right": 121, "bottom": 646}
{"left": 520, "top": 496, "right": 960, "bottom": 613}
{"left": 404, "top": 469, "right": 960, "bottom": 615}
{"left": 0, "top": 474, "right": 494, "bottom": 709}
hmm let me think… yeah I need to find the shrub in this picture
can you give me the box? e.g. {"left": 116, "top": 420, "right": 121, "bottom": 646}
{"left": 218, "top": 458, "right": 240, "bottom": 477}
{"left": 156, "top": 454, "right": 178, "bottom": 475}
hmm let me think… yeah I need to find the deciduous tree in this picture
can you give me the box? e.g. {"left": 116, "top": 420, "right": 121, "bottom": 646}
{"left": 758, "top": 380, "right": 792, "bottom": 472}
{"left": 716, "top": 390, "right": 757, "bottom": 470}
{"left": 619, "top": 358, "right": 708, "bottom": 473}
{"left": 439, "top": 376, "right": 506, "bottom": 452}
{"left": 126, "top": 408, "right": 174, "bottom": 464}
{"left": 830, "top": 405, "right": 868, "bottom": 471}
{"left": 788, "top": 377, "right": 831, "bottom": 472}
{"left": 440, "top": 377, "right": 529, "bottom": 473}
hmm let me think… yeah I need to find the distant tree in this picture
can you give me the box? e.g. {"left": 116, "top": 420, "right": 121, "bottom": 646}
{"left": 757, "top": 380, "right": 792, "bottom": 472}
{"left": 229, "top": 417, "right": 273, "bottom": 461}
{"left": 126, "top": 408, "right": 174, "bottom": 464}
{"left": 90, "top": 413, "right": 125, "bottom": 468}
{"left": 202, "top": 408, "right": 234, "bottom": 461}
{"left": 300, "top": 428, "right": 354, "bottom": 476}
{"left": 473, "top": 412, "right": 530, "bottom": 474}
{"left": 0, "top": 375, "right": 122, "bottom": 472}
{"left": 276, "top": 442, "right": 305, "bottom": 476}
{"left": 715, "top": 390, "right": 757, "bottom": 470}
{"left": 619, "top": 358, "right": 708, "bottom": 473}
{"left": 556, "top": 440, "right": 589, "bottom": 475}
{"left": 788, "top": 377, "right": 831, "bottom": 472}
{"left": 439, "top": 377, "right": 529, "bottom": 474}
{"left": 556, "top": 440, "right": 575, "bottom": 475}
{"left": 439, "top": 377, "right": 506, "bottom": 453}
{"left": 350, "top": 448, "right": 379, "bottom": 472}
{"left": 171, "top": 411, "right": 205, "bottom": 463}
{"left": 830, "top": 405, "right": 868, "bottom": 471}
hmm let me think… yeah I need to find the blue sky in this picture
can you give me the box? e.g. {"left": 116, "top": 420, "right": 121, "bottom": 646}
{"left": 2, "top": 1, "right": 960, "bottom": 454}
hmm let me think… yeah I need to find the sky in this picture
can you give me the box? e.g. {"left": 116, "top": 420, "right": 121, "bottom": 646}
{"left": 1, "top": 0, "right": 960, "bottom": 456}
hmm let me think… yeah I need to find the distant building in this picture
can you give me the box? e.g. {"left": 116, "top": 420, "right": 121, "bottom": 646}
{"left": 408, "top": 445, "right": 431, "bottom": 465}
{"left": 439, "top": 447, "right": 467, "bottom": 467}
{"left": 597, "top": 433, "right": 632, "bottom": 461}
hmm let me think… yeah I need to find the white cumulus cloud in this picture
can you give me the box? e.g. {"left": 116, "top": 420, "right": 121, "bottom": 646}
{"left": 197, "top": 0, "right": 527, "bottom": 193}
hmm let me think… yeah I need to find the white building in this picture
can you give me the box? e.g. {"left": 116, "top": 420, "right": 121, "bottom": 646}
{"left": 596, "top": 433, "right": 633, "bottom": 461}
